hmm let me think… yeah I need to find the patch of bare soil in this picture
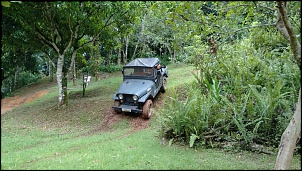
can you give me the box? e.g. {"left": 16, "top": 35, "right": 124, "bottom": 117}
{"left": 1, "top": 90, "right": 51, "bottom": 114}
{"left": 88, "top": 110, "right": 151, "bottom": 141}
{"left": 77, "top": 107, "right": 153, "bottom": 139}
{"left": 101, "top": 94, "right": 164, "bottom": 133}
{"left": 101, "top": 109, "right": 124, "bottom": 131}
{"left": 83, "top": 95, "right": 165, "bottom": 138}
{"left": 100, "top": 110, "right": 151, "bottom": 132}
{"left": 1, "top": 78, "right": 57, "bottom": 115}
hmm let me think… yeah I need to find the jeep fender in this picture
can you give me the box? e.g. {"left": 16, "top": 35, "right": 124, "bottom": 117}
{"left": 138, "top": 91, "right": 152, "bottom": 103}
{"left": 112, "top": 94, "right": 119, "bottom": 100}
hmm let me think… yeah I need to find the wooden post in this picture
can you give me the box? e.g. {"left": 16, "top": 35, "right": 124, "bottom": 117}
{"left": 82, "top": 74, "right": 86, "bottom": 97}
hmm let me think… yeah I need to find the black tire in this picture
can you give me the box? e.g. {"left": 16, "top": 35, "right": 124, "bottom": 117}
{"left": 114, "top": 100, "right": 122, "bottom": 114}
{"left": 142, "top": 99, "right": 153, "bottom": 119}
{"left": 160, "top": 77, "right": 168, "bottom": 93}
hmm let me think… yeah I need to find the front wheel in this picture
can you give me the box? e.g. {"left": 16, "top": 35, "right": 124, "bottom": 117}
{"left": 142, "top": 99, "right": 153, "bottom": 119}
{"left": 160, "top": 77, "right": 168, "bottom": 93}
{"left": 113, "top": 100, "right": 122, "bottom": 114}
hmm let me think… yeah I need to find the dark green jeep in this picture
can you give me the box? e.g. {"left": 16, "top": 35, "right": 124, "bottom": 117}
{"left": 112, "top": 58, "right": 168, "bottom": 119}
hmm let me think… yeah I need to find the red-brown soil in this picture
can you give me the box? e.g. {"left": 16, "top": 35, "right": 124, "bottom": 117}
{"left": 1, "top": 90, "right": 50, "bottom": 114}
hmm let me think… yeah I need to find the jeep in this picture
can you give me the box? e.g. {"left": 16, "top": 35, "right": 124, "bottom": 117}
{"left": 112, "top": 58, "right": 168, "bottom": 119}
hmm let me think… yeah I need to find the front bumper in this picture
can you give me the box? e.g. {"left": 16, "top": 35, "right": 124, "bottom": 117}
{"left": 112, "top": 104, "right": 143, "bottom": 113}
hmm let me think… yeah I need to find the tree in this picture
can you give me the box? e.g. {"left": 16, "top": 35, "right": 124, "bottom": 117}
{"left": 274, "top": 1, "right": 301, "bottom": 169}
{"left": 3, "top": 2, "right": 82, "bottom": 106}
{"left": 109, "top": 1, "right": 145, "bottom": 65}
{"left": 2, "top": 7, "right": 40, "bottom": 90}
{"left": 3, "top": 1, "right": 134, "bottom": 107}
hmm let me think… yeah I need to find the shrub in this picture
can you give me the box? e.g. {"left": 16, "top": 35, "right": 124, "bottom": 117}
{"left": 1, "top": 71, "right": 42, "bottom": 98}
{"left": 98, "top": 65, "right": 123, "bottom": 73}
{"left": 159, "top": 32, "right": 300, "bottom": 149}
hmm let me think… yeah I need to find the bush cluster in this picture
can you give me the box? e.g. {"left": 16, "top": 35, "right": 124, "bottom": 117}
{"left": 2, "top": 71, "right": 42, "bottom": 98}
{"left": 158, "top": 33, "right": 301, "bottom": 151}
{"left": 98, "top": 65, "right": 123, "bottom": 73}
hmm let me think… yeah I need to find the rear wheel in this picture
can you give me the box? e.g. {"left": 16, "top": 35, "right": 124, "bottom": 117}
{"left": 142, "top": 99, "right": 153, "bottom": 119}
{"left": 114, "top": 100, "right": 122, "bottom": 114}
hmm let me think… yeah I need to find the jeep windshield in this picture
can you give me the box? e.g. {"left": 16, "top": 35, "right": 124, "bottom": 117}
{"left": 123, "top": 67, "right": 154, "bottom": 77}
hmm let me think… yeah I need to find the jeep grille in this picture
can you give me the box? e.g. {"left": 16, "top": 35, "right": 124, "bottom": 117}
{"left": 122, "top": 94, "right": 136, "bottom": 105}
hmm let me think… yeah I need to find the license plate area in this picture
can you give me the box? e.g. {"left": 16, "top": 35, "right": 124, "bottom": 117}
{"left": 122, "top": 108, "right": 131, "bottom": 112}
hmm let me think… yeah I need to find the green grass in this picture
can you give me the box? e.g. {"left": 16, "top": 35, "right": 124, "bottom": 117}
{"left": 166, "top": 63, "right": 196, "bottom": 88}
{"left": 1, "top": 63, "right": 301, "bottom": 170}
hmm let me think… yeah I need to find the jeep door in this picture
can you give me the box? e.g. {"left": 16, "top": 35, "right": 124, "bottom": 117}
{"left": 155, "top": 69, "right": 162, "bottom": 89}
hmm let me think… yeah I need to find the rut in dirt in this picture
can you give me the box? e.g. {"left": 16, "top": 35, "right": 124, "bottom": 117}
{"left": 79, "top": 109, "right": 152, "bottom": 138}
{"left": 80, "top": 93, "right": 164, "bottom": 138}
{"left": 1, "top": 89, "right": 51, "bottom": 115}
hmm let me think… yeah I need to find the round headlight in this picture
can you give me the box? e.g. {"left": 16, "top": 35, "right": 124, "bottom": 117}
{"left": 133, "top": 95, "right": 138, "bottom": 101}
{"left": 118, "top": 94, "right": 123, "bottom": 99}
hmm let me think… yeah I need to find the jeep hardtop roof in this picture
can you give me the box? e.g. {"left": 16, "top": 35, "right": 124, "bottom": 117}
{"left": 125, "top": 58, "right": 159, "bottom": 67}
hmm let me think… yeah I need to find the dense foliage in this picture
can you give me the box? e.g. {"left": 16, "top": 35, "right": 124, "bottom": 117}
{"left": 158, "top": 28, "right": 300, "bottom": 150}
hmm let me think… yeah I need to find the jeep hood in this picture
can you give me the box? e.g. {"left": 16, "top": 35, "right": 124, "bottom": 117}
{"left": 116, "top": 79, "right": 154, "bottom": 97}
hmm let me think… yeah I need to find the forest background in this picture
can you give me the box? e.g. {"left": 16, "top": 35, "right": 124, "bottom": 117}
{"left": 1, "top": 1, "right": 301, "bottom": 169}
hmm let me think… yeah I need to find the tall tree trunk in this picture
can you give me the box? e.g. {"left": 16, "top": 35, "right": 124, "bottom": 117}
{"left": 132, "top": 14, "right": 145, "bottom": 60}
{"left": 275, "top": 88, "right": 301, "bottom": 170}
{"left": 132, "top": 43, "right": 139, "bottom": 60}
{"left": 69, "top": 50, "right": 78, "bottom": 86}
{"left": 117, "top": 47, "right": 121, "bottom": 66}
{"left": 45, "top": 54, "right": 55, "bottom": 82}
{"left": 122, "top": 36, "right": 129, "bottom": 65}
{"left": 108, "top": 50, "right": 113, "bottom": 65}
{"left": 166, "top": 46, "right": 174, "bottom": 63}
{"left": 73, "top": 59, "right": 76, "bottom": 86}
{"left": 93, "top": 39, "right": 100, "bottom": 80}
{"left": 13, "top": 65, "right": 19, "bottom": 90}
{"left": 56, "top": 54, "right": 65, "bottom": 107}
{"left": 47, "top": 59, "right": 51, "bottom": 81}
{"left": 173, "top": 48, "right": 176, "bottom": 62}
{"left": 62, "top": 60, "right": 68, "bottom": 106}
{"left": 274, "top": 1, "right": 301, "bottom": 169}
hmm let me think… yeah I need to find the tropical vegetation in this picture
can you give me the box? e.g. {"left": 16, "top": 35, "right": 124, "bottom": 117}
{"left": 1, "top": 1, "right": 301, "bottom": 169}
